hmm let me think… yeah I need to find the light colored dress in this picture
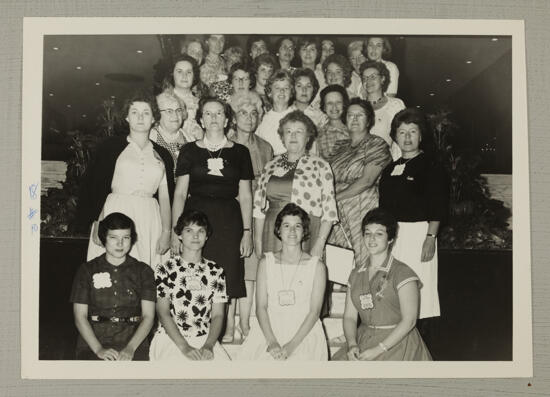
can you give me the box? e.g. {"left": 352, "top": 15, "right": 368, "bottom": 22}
{"left": 332, "top": 255, "right": 432, "bottom": 360}
{"left": 172, "top": 90, "right": 203, "bottom": 143}
{"left": 256, "top": 107, "right": 294, "bottom": 156}
{"left": 149, "top": 256, "right": 230, "bottom": 361}
{"left": 381, "top": 59, "right": 399, "bottom": 96}
{"left": 371, "top": 96, "right": 406, "bottom": 160}
{"left": 236, "top": 252, "right": 328, "bottom": 361}
{"left": 86, "top": 136, "right": 167, "bottom": 269}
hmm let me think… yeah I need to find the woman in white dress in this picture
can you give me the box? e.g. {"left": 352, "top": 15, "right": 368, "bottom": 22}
{"left": 359, "top": 60, "right": 406, "bottom": 160}
{"left": 84, "top": 92, "right": 172, "bottom": 268}
{"left": 237, "top": 203, "right": 328, "bottom": 361}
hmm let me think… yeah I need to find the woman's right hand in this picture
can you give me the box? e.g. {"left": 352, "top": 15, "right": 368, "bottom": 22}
{"left": 346, "top": 345, "right": 360, "bottom": 361}
{"left": 267, "top": 342, "right": 287, "bottom": 360}
{"left": 181, "top": 345, "right": 202, "bottom": 360}
{"left": 170, "top": 232, "right": 181, "bottom": 256}
{"left": 96, "top": 347, "right": 119, "bottom": 361}
{"left": 92, "top": 221, "right": 102, "bottom": 246}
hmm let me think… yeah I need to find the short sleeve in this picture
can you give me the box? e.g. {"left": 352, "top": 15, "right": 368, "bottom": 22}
{"left": 385, "top": 61, "right": 399, "bottom": 96}
{"left": 317, "top": 158, "right": 339, "bottom": 223}
{"left": 154, "top": 260, "right": 174, "bottom": 299}
{"left": 139, "top": 264, "right": 157, "bottom": 302}
{"left": 238, "top": 145, "right": 255, "bottom": 181}
{"left": 175, "top": 143, "right": 194, "bottom": 177}
{"left": 70, "top": 263, "right": 91, "bottom": 304}
{"left": 391, "top": 262, "right": 421, "bottom": 291}
{"left": 212, "top": 266, "right": 228, "bottom": 304}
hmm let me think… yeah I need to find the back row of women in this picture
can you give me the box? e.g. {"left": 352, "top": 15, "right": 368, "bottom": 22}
{"left": 74, "top": 34, "right": 448, "bottom": 361}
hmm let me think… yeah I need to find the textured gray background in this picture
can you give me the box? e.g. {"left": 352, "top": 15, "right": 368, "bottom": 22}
{"left": 2, "top": 0, "right": 548, "bottom": 395}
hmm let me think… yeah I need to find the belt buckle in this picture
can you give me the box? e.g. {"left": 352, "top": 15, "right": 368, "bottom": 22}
{"left": 109, "top": 316, "right": 119, "bottom": 323}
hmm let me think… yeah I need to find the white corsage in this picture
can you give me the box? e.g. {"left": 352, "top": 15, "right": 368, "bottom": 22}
{"left": 93, "top": 272, "right": 112, "bottom": 289}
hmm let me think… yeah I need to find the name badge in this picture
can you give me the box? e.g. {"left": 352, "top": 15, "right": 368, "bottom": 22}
{"left": 278, "top": 290, "right": 296, "bottom": 306}
{"left": 187, "top": 276, "right": 203, "bottom": 291}
{"left": 359, "top": 293, "right": 374, "bottom": 310}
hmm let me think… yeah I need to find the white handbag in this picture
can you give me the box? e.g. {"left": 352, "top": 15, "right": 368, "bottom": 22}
{"left": 325, "top": 224, "right": 355, "bottom": 285}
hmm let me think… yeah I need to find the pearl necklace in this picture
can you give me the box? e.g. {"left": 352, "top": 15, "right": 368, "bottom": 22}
{"left": 203, "top": 135, "right": 228, "bottom": 152}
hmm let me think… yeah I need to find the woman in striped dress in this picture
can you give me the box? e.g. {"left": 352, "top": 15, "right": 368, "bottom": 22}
{"left": 328, "top": 98, "right": 391, "bottom": 268}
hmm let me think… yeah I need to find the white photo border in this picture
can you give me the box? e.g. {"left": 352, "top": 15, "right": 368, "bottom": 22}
{"left": 21, "top": 17, "right": 531, "bottom": 379}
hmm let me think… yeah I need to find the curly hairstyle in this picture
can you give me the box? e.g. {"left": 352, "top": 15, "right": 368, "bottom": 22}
{"left": 122, "top": 90, "right": 159, "bottom": 125}
{"left": 361, "top": 207, "right": 398, "bottom": 242}
{"left": 277, "top": 109, "right": 318, "bottom": 151}
{"left": 320, "top": 84, "right": 350, "bottom": 123}
{"left": 174, "top": 209, "right": 213, "bottom": 238}
{"left": 359, "top": 60, "right": 391, "bottom": 94}
{"left": 274, "top": 203, "right": 311, "bottom": 242}
{"left": 390, "top": 107, "right": 433, "bottom": 154}
{"left": 293, "top": 68, "right": 320, "bottom": 105}
{"left": 195, "top": 96, "right": 233, "bottom": 134}
{"left": 343, "top": 97, "right": 375, "bottom": 133}
{"left": 264, "top": 69, "right": 295, "bottom": 106}
{"left": 297, "top": 36, "right": 321, "bottom": 66}
{"left": 246, "top": 35, "right": 270, "bottom": 58}
{"left": 98, "top": 212, "right": 137, "bottom": 246}
{"left": 228, "top": 62, "right": 256, "bottom": 90}
{"left": 166, "top": 54, "right": 201, "bottom": 90}
{"left": 322, "top": 54, "right": 353, "bottom": 89}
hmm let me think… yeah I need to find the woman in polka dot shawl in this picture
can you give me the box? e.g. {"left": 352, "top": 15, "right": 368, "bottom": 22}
{"left": 253, "top": 110, "right": 338, "bottom": 259}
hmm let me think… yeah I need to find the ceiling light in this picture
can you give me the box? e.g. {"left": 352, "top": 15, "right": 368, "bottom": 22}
{"left": 52, "top": 47, "right": 59, "bottom": 51}
{"left": 82, "top": 114, "right": 87, "bottom": 118}
{"left": 95, "top": 82, "right": 100, "bottom": 86}
{"left": 48, "top": 93, "right": 54, "bottom": 97}
{"left": 429, "top": 93, "right": 435, "bottom": 96}
{"left": 76, "top": 66, "right": 82, "bottom": 70}
{"left": 136, "top": 50, "right": 143, "bottom": 54}
{"left": 416, "top": 105, "right": 421, "bottom": 108}
{"left": 445, "top": 78, "right": 452, "bottom": 82}
{"left": 491, "top": 37, "right": 498, "bottom": 41}
{"left": 66, "top": 104, "right": 71, "bottom": 108}
{"left": 466, "top": 60, "right": 472, "bottom": 64}
{"left": 111, "top": 95, "right": 116, "bottom": 99}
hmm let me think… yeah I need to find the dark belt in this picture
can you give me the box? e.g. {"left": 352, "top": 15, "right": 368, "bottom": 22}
{"left": 90, "top": 315, "right": 141, "bottom": 323}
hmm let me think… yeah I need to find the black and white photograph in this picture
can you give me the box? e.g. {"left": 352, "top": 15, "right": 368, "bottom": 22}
{"left": 21, "top": 17, "right": 531, "bottom": 379}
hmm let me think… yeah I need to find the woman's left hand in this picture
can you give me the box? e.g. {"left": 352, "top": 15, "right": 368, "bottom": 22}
{"left": 156, "top": 230, "right": 171, "bottom": 255}
{"left": 199, "top": 346, "right": 214, "bottom": 360}
{"left": 358, "top": 347, "right": 381, "bottom": 361}
{"left": 117, "top": 345, "right": 135, "bottom": 361}
{"left": 240, "top": 231, "right": 253, "bottom": 258}
{"left": 421, "top": 236, "right": 436, "bottom": 262}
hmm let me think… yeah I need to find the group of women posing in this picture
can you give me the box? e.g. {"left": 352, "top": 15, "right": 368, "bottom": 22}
{"left": 72, "top": 34, "right": 447, "bottom": 361}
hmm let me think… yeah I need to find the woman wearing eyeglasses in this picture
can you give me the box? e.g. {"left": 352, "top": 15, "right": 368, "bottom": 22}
{"left": 359, "top": 61, "right": 405, "bottom": 160}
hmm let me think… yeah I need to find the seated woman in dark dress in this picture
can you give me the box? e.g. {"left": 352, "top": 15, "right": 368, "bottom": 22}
{"left": 170, "top": 96, "right": 254, "bottom": 305}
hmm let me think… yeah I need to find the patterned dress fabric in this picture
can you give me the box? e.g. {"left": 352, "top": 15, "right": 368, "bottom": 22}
{"left": 317, "top": 123, "right": 350, "bottom": 162}
{"left": 328, "top": 135, "right": 391, "bottom": 267}
{"left": 236, "top": 253, "right": 328, "bottom": 361}
{"left": 149, "top": 256, "right": 230, "bottom": 360}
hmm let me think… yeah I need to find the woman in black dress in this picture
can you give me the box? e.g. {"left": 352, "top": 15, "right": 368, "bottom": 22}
{"left": 171, "top": 96, "right": 254, "bottom": 301}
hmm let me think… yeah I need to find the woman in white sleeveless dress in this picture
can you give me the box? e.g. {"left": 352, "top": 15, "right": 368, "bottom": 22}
{"left": 237, "top": 203, "right": 328, "bottom": 361}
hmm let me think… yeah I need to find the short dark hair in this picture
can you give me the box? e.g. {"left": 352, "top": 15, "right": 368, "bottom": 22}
{"left": 297, "top": 36, "right": 321, "bottom": 66}
{"left": 253, "top": 53, "right": 278, "bottom": 75}
{"left": 320, "top": 84, "right": 350, "bottom": 123}
{"left": 390, "top": 107, "right": 432, "bottom": 153}
{"left": 195, "top": 96, "right": 233, "bottom": 134}
{"left": 293, "top": 68, "right": 320, "bottom": 104}
{"left": 174, "top": 209, "right": 213, "bottom": 238}
{"left": 264, "top": 69, "right": 295, "bottom": 106}
{"left": 122, "top": 90, "right": 159, "bottom": 124}
{"left": 228, "top": 62, "right": 256, "bottom": 90}
{"left": 277, "top": 110, "right": 318, "bottom": 151}
{"left": 275, "top": 36, "right": 295, "bottom": 54}
{"left": 364, "top": 36, "right": 393, "bottom": 59}
{"left": 344, "top": 97, "right": 375, "bottom": 132}
{"left": 359, "top": 60, "right": 391, "bottom": 93}
{"left": 322, "top": 54, "right": 353, "bottom": 88}
{"left": 361, "top": 208, "right": 398, "bottom": 241}
{"left": 98, "top": 212, "right": 137, "bottom": 246}
{"left": 274, "top": 203, "right": 311, "bottom": 242}
{"left": 246, "top": 35, "right": 270, "bottom": 57}
{"left": 167, "top": 54, "right": 200, "bottom": 89}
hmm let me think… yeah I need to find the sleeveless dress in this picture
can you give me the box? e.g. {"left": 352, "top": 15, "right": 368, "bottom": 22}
{"left": 333, "top": 256, "right": 432, "bottom": 361}
{"left": 236, "top": 252, "right": 328, "bottom": 361}
{"left": 86, "top": 138, "right": 167, "bottom": 269}
{"left": 262, "top": 169, "right": 321, "bottom": 255}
